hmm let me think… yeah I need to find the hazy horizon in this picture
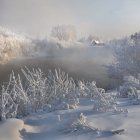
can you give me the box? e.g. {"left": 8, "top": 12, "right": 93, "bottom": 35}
{"left": 1, "top": 0, "right": 140, "bottom": 40}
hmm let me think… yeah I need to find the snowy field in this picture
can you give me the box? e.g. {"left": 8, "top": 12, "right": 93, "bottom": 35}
{"left": 1, "top": 98, "right": 140, "bottom": 140}
{"left": 1, "top": 21, "right": 140, "bottom": 140}
{"left": 1, "top": 1, "right": 140, "bottom": 140}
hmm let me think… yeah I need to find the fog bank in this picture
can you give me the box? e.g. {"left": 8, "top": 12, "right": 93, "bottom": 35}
{"left": 0, "top": 47, "right": 116, "bottom": 89}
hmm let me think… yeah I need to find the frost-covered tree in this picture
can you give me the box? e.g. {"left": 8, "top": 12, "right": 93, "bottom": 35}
{"left": 110, "top": 32, "right": 140, "bottom": 79}
{"left": 51, "top": 25, "right": 77, "bottom": 41}
{"left": 0, "top": 26, "right": 33, "bottom": 63}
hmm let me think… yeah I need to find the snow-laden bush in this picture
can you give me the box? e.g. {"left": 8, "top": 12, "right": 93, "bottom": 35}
{"left": 119, "top": 76, "right": 140, "bottom": 98}
{"left": 46, "top": 69, "right": 79, "bottom": 110}
{"left": 0, "top": 70, "right": 31, "bottom": 119}
{"left": 21, "top": 67, "right": 48, "bottom": 113}
{"left": 0, "top": 67, "right": 117, "bottom": 120}
{"left": 77, "top": 81, "right": 89, "bottom": 97}
{"left": 118, "top": 75, "right": 140, "bottom": 105}
{"left": 0, "top": 68, "right": 79, "bottom": 119}
{"left": 77, "top": 81, "right": 116, "bottom": 112}
{"left": 65, "top": 113, "right": 99, "bottom": 133}
{"left": 89, "top": 83, "right": 116, "bottom": 112}
{"left": 21, "top": 68, "right": 79, "bottom": 112}
{"left": 0, "top": 85, "right": 18, "bottom": 120}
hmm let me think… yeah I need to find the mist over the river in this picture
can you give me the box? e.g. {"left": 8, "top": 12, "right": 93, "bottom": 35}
{"left": 0, "top": 45, "right": 116, "bottom": 89}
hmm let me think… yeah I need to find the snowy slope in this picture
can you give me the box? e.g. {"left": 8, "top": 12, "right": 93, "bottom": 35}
{"left": 1, "top": 98, "right": 139, "bottom": 140}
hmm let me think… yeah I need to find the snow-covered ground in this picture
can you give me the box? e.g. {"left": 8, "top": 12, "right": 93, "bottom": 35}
{"left": 0, "top": 27, "right": 140, "bottom": 140}
{"left": 0, "top": 119, "right": 24, "bottom": 140}
{"left": 1, "top": 98, "right": 140, "bottom": 140}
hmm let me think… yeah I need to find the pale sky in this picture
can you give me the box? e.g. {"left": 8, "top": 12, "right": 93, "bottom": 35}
{"left": 0, "top": 0, "right": 140, "bottom": 40}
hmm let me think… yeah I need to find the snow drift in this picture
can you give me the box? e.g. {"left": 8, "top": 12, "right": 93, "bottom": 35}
{"left": 0, "top": 118, "right": 24, "bottom": 140}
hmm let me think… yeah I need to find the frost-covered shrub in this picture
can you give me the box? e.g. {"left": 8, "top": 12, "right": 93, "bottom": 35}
{"left": 0, "top": 85, "right": 18, "bottom": 120}
{"left": 88, "top": 83, "right": 116, "bottom": 112}
{"left": 0, "top": 68, "right": 80, "bottom": 119}
{"left": 9, "top": 72, "right": 30, "bottom": 117}
{"left": 65, "top": 113, "right": 99, "bottom": 133}
{"left": 0, "top": 67, "right": 117, "bottom": 119}
{"left": 119, "top": 75, "right": 140, "bottom": 98}
{"left": 78, "top": 81, "right": 116, "bottom": 112}
{"left": 21, "top": 68, "right": 79, "bottom": 112}
{"left": 0, "top": 70, "right": 31, "bottom": 119}
{"left": 77, "top": 81, "right": 89, "bottom": 97}
{"left": 119, "top": 86, "right": 138, "bottom": 98}
{"left": 118, "top": 75, "right": 140, "bottom": 105}
{"left": 47, "top": 69, "right": 79, "bottom": 110}
{"left": 21, "top": 67, "right": 48, "bottom": 112}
